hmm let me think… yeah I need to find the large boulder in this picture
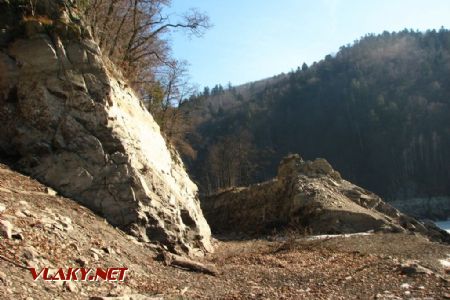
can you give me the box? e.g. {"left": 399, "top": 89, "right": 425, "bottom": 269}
{"left": 203, "top": 154, "right": 449, "bottom": 243}
{"left": 0, "top": 1, "right": 212, "bottom": 256}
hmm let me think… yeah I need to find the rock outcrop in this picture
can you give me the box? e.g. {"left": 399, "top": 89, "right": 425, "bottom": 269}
{"left": 203, "top": 154, "right": 449, "bottom": 242}
{"left": 0, "top": 1, "right": 212, "bottom": 255}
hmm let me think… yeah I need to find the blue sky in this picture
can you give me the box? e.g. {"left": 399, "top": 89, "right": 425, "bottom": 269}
{"left": 168, "top": 0, "right": 450, "bottom": 89}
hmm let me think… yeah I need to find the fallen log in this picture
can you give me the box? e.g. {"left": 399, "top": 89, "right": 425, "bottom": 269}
{"left": 163, "top": 252, "right": 218, "bottom": 276}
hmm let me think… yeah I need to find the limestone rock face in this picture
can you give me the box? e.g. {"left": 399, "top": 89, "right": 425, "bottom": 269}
{"left": 203, "top": 154, "right": 449, "bottom": 243}
{"left": 0, "top": 1, "right": 212, "bottom": 255}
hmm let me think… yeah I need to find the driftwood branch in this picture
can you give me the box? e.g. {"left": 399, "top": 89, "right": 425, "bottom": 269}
{"left": 163, "top": 252, "right": 218, "bottom": 276}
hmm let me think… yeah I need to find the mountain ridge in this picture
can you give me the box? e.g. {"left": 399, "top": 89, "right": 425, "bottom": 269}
{"left": 181, "top": 29, "right": 450, "bottom": 207}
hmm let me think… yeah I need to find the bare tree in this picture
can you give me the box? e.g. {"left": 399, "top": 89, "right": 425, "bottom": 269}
{"left": 78, "top": 0, "right": 210, "bottom": 152}
{"left": 81, "top": 0, "right": 210, "bottom": 87}
{"left": 146, "top": 60, "right": 198, "bottom": 156}
{"left": 205, "top": 131, "right": 256, "bottom": 193}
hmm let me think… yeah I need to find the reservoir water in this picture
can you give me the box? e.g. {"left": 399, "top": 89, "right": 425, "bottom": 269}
{"left": 435, "top": 220, "right": 450, "bottom": 233}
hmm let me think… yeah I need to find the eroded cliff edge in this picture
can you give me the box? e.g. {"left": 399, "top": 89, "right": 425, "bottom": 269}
{"left": 0, "top": 0, "right": 212, "bottom": 255}
{"left": 203, "top": 154, "right": 449, "bottom": 243}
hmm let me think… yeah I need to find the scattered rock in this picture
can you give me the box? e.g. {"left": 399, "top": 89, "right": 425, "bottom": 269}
{"left": 90, "top": 295, "right": 163, "bottom": 300}
{"left": 75, "top": 257, "right": 88, "bottom": 267}
{"left": 57, "top": 215, "right": 73, "bottom": 231}
{"left": 64, "top": 281, "right": 78, "bottom": 293}
{"left": 15, "top": 210, "right": 27, "bottom": 218}
{"left": 108, "top": 285, "right": 132, "bottom": 297}
{"left": 16, "top": 208, "right": 35, "bottom": 218}
{"left": 400, "top": 283, "right": 410, "bottom": 289}
{"left": 40, "top": 216, "right": 56, "bottom": 227}
{"left": 0, "top": 219, "right": 13, "bottom": 239}
{"left": 375, "top": 291, "right": 402, "bottom": 299}
{"left": 0, "top": 203, "right": 5, "bottom": 214}
{"left": 22, "top": 246, "right": 39, "bottom": 260}
{"left": 11, "top": 231, "right": 24, "bottom": 240}
{"left": 19, "top": 201, "right": 29, "bottom": 207}
{"left": 45, "top": 187, "right": 57, "bottom": 196}
{"left": 0, "top": 270, "right": 6, "bottom": 283}
{"left": 21, "top": 209, "right": 34, "bottom": 217}
{"left": 102, "top": 246, "right": 115, "bottom": 255}
{"left": 90, "top": 248, "right": 103, "bottom": 257}
{"left": 399, "top": 260, "right": 434, "bottom": 276}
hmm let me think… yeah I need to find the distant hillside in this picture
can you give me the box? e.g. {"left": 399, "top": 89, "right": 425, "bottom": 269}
{"left": 181, "top": 29, "right": 450, "bottom": 200}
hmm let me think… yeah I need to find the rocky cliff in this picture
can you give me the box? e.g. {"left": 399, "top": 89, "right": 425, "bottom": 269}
{"left": 203, "top": 154, "right": 449, "bottom": 243}
{"left": 0, "top": 0, "right": 212, "bottom": 256}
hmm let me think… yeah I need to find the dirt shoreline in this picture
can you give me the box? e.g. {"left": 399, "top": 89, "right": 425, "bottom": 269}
{"left": 0, "top": 163, "right": 449, "bottom": 299}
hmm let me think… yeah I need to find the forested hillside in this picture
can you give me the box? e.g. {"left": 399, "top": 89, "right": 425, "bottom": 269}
{"left": 181, "top": 29, "right": 450, "bottom": 200}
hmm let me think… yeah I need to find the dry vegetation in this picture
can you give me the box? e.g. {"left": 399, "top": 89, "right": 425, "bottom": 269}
{"left": 79, "top": 0, "right": 210, "bottom": 150}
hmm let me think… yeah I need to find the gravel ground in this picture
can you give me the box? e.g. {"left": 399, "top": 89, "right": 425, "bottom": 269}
{"left": 0, "top": 163, "right": 449, "bottom": 299}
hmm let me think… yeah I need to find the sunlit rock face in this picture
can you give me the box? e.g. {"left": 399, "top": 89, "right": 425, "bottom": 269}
{"left": 0, "top": 0, "right": 212, "bottom": 256}
{"left": 203, "top": 154, "right": 449, "bottom": 243}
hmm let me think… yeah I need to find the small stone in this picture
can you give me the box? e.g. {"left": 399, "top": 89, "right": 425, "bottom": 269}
{"left": 22, "top": 209, "right": 34, "bottom": 217}
{"left": 90, "top": 248, "right": 103, "bottom": 257}
{"left": 90, "top": 295, "right": 163, "bottom": 300}
{"left": 59, "top": 216, "right": 72, "bottom": 225}
{"left": 54, "top": 223, "right": 64, "bottom": 231}
{"left": 399, "top": 261, "right": 434, "bottom": 276}
{"left": 404, "top": 291, "right": 411, "bottom": 296}
{"left": 0, "top": 219, "right": 13, "bottom": 239}
{"left": 400, "top": 283, "right": 411, "bottom": 289}
{"left": 41, "top": 216, "right": 56, "bottom": 226}
{"left": 64, "top": 281, "right": 78, "bottom": 292}
{"left": 15, "top": 210, "right": 27, "bottom": 218}
{"left": 102, "top": 246, "right": 114, "bottom": 254}
{"left": 108, "top": 285, "right": 132, "bottom": 296}
{"left": 58, "top": 216, "right": 73, "bottom": 231}
{"left": 0, "top": 270, "right": 7, "bottom": 283}
{"left": 23, "top": 246, "right": 39, "bottom": 260}
{"left": 18, "top": 200, "right": 29, "bottom": 208}
{"left": 45, "top": 187, "right": 57, "bottom": 196}
{"left": 0, "top": 203, "right": 6, "bottom": 213}
{"left": 12, "top": 232, "right": 24, "bottom": 240}
{"left": 75, "top": 257, "right": 88, "bottom": 267}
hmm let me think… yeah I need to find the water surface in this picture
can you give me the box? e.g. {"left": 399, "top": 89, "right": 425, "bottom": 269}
{"left": 435, "top": 220, "right": 450, "bottom": 233}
